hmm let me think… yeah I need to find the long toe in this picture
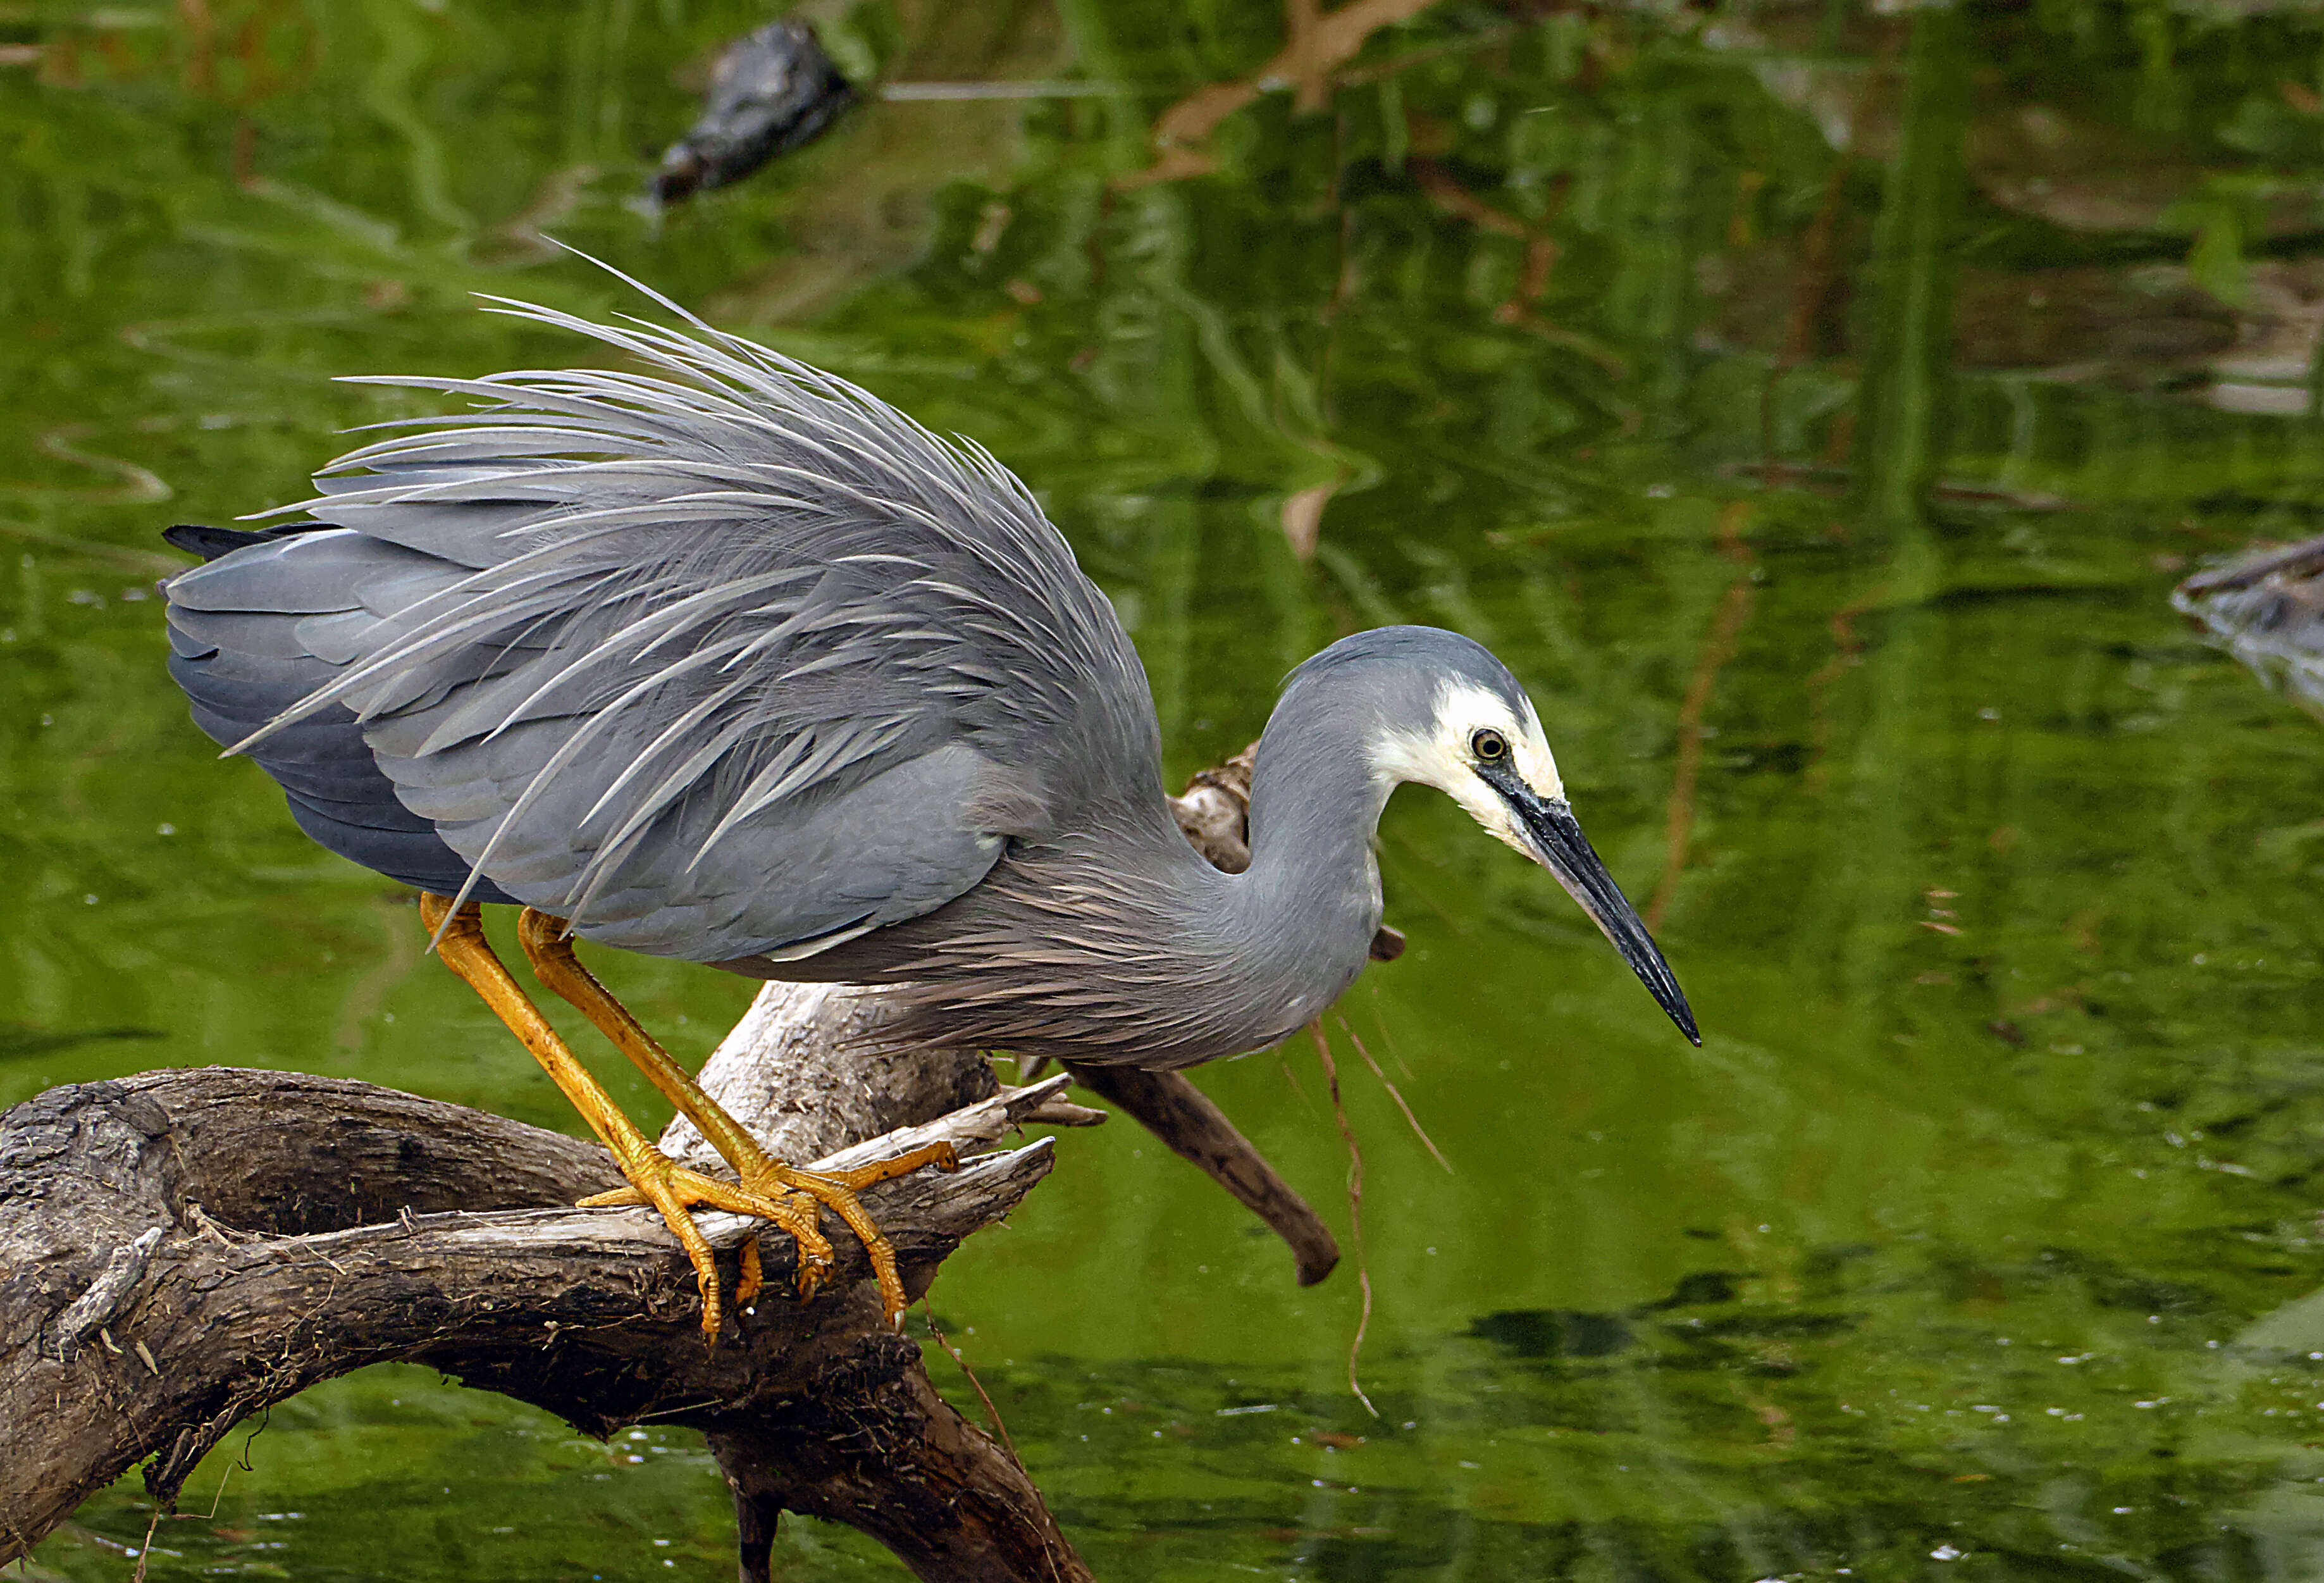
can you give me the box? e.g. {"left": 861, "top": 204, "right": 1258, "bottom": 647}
{"left": 762, "top": 1145, "right": 962, "bottom": 1327}
{"left": 586, "top": 1144, "right": 953, "bottom": 1327}
{"left": 617, "top": 1164, "right": 731, "bottom": 1343}
{"left": 582, "top": 1155, "right": 840, "bottom": 1324}
{"left": 734, "top": 1237, "right": 764, "bottom": 1312}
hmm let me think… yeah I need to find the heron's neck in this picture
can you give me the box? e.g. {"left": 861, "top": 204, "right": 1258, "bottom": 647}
{"left": 1245, "top": 718, "right": 1393, "bottom": 890}
{"left": 1213, "top": 684, "right": 1394, "bottom": 1031}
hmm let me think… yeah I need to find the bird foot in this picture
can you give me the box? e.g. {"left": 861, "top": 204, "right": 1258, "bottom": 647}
{"left": 753, "top": 1142, "right": 963, "bottom": 1329}
{"left": 580, "top": 1141, "right": 961, "bottom": 1331}
{"left": 577, "top": 1152, "right": 831, "bottom": 1340}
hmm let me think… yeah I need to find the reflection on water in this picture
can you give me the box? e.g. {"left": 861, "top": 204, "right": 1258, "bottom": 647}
{"left": 13, "top": 0, "right": 2324, "bottom": 1577}
{"left": 2176, "top": 542, "right": 2324, "bottom": 721}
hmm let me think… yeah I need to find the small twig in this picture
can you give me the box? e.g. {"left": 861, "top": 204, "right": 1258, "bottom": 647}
{"left": 1336, "top": 1015, "right": 1449, "bottom": 1174}
{"left": 190, "top": 1460, "right": 234, "bottom": 1522}
{"left": 1002, "top": 1086, "right": 1108, "bottom": 1129}
{"left": 233, "top": 1409, "right": 269, "bottom": 1477}
{"left": 1277, "top": 1049, "right": 1321, "bottom": 1121}
{"left": 810, "top": 1074, "right": 1080, "bottom": 1174}
{"left": 923, "top": 1302, "right": 1022, "bottom": 1469}
{"left": 1308, "top": 1022, "right": 1377, "bottom": 1418}
{"left": 626, "top": 1397, "right": 726, "bottom": 1423}
{"left": 129, "top": 1506, "right": 161, "bottom": 1583}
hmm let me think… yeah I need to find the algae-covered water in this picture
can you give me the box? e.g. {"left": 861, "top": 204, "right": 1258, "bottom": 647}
{"left": 15, "top": 1, "right": 2324, "bottom": 1577}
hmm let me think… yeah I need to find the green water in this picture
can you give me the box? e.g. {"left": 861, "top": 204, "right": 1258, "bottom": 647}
{"left": 14, "top": 0, "right": 2324, "bottom": 1577}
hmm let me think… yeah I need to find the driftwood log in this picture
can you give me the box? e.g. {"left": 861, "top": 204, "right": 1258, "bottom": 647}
{"left": 0, "top": 750, "right": 1365, "bottom": 1580}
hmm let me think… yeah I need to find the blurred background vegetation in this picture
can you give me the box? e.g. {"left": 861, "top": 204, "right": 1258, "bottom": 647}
{"left": 16, "top": 0, "right": 2324, "bottom": 1577}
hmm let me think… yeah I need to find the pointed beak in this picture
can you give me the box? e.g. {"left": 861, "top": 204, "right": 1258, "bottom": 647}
{"left": 1494, "top": 774, "right": 1700, "bottom": 1046}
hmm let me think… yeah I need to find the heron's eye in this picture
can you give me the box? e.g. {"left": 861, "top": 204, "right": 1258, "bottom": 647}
{"left": 1471, "top": 728, "right": 1509, "bottom": 762}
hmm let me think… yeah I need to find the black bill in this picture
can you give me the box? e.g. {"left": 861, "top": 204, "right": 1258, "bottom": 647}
{"left": 1488, "top": 769, "right": 1700, "bottom": 1046}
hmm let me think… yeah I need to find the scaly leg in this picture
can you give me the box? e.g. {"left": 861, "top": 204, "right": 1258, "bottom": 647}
{"left": 419, "top": 894, "right": 802, "bottom": 1340}
{"left": 514, "top": 911, "right": 829, "bottom": 1312}
{"left": 516, "top": 909, "right": 959, "bottom": 1327}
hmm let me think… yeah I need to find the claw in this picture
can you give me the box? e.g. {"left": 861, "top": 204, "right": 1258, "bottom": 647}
{"left": 756, "top": 1141, "right": 963, "bottom": 1325}
{"left": 572, "top": 1148, "right": 952, "bottom": 1325}
{"left": 578, "top": 1153, "right": 829, "bottom": 1339}
{"left": 736, "top": 1237, "right": 765, "bottom": 1311}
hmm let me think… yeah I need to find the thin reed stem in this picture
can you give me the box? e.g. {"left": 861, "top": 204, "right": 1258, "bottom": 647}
{"left": 1338, "top": 1014, "right": 1451, "bottom": 1173}
{"left": 1309, "top": 1020, "right": 1378, "bottom": 1417}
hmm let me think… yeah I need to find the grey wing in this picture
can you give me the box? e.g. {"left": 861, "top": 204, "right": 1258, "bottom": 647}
{"left": 164, "top": 529, "right": 521, "bottom": 905}
{"left": 173, "top": 292, "right": 1159, "bottom": 962}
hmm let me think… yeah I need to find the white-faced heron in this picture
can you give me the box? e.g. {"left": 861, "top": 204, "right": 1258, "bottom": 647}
{"left": 161, "top": 280, "right": 1698, "bottom": 1335}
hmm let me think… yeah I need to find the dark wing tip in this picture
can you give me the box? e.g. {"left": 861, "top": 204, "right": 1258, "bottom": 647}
{"left": 162, "top": 523, "right": 320, "bottom": 562}
{"left": 163, "top": 523, "right": 263, "bottom": 561}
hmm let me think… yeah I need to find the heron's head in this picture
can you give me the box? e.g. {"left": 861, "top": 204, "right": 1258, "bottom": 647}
{"left": 1292, "top": 626, "right": 1699, "bottom": 1046}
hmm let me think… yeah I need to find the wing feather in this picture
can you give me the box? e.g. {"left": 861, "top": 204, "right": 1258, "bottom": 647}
{"left": 189, "top": 282, "right": 1158, "bottom": 960}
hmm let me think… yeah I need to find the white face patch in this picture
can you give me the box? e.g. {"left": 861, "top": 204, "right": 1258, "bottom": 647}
{"left": 1369, "top": 677, "right": 1563, "bottom": 857}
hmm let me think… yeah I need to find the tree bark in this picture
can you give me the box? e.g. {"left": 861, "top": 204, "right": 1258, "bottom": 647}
{"left": 0, "top": 1066, "right": 1082, "bottom": 1581}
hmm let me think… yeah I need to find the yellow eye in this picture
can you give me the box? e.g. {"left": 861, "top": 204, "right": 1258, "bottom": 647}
{"left": 1471, "top": 728, "right": 1509, "bottom": 762}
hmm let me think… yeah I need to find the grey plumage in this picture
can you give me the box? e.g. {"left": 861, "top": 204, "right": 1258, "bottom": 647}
{"left": 165, "top": 282, "right": 1697, "bottom": 1071}
{"left": 173, "top": 291, "right": 1150, "bottom": 962}
{"left": 796, "top": 632, "right": 1458, "bottom": 1065}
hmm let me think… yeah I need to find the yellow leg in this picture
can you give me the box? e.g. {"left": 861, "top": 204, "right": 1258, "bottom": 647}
{"left": 516, "top": 909, "right": 960, "bottom": 1327}
{"left": 420, "top": 894, "right": 801, "bottom": 1341}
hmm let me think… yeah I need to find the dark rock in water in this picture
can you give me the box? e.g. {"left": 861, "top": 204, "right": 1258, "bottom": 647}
{"left": 652, "top": 20, "right": 855, "bottom": 204}
{"left": 1468, "top": 1308, "right": 1634, "bottom": 1360}
{"left": 2174, "top": 537, "right": 2324, "bottom": 714}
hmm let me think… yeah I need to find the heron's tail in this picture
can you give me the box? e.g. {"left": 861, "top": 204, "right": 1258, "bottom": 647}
{"left": 158, "top": 522, "right": 524, "bottom": 906}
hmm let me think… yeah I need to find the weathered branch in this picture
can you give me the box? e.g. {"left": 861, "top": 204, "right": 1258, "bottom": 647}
{"left": 0, "top": 1068, "right": 1083, "bottom": 1580}
{"left": 664, "top": 979, "right": 1006, "bottom": 1169}
{"left": 3, "top": 743, "right": 1367, "bottom": 1579}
